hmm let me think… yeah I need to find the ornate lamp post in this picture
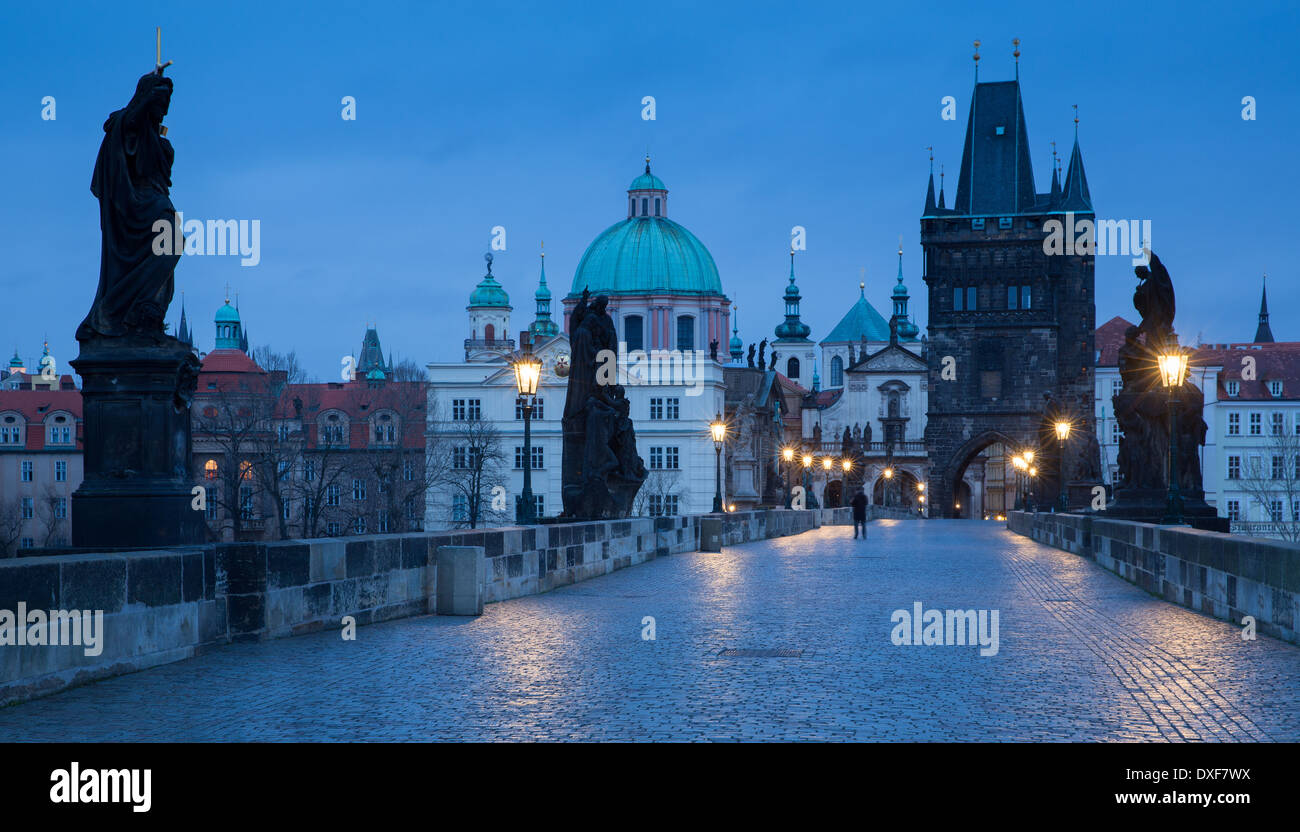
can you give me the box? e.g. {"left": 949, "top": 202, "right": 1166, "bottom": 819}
{"left": 1011, "top": 454, "right": 1026, "bottom": 511}
{"left": 511, "top": 343, "right": 543, "bottom": 524}
{"left": 801, "top": 453, "right": 813, "bottom": 506}
{"left": 916, "top": 481, "right": 925, "bottom": 516}
{"left": 1158, "top": 345, "right": 1190, "bottom": 525}
{"left": 710, "top": 413, "right": 726, "bottom": 514}
{"left": 883, "top": 466, "right": 894, "bottom": 507}
{"left": 1054, "top": 420, "right": 1071, "bottom": 512}
{"left": 782, "top": 447, "right": 795, "bottom": 507}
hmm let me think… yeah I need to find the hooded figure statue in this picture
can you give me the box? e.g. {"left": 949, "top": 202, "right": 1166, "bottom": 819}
{"left": 78, "top": 70, "right": 178, "bottom": 341}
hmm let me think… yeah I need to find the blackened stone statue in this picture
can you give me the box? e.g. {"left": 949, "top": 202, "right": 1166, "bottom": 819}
{"left": 70, "top": 67, "right": 204, "bottom": 548}
{"left": 1108, "top": 252, "right": 1225, "bottom": 531}
{"left": 561, "top": 288, "right": 647, "bottom": 518}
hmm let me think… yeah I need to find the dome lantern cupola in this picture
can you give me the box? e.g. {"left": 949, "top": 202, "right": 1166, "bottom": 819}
{"left": 214, "top": 287, "right": 243, "bottom": 351}
{"left": 466, "top": 252, "right": 514, "bottom": 361}
{"left": 627, "top": 154, "right": 668, "bottom": 219}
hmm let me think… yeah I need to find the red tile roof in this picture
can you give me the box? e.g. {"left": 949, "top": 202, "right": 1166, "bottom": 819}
{"left": 0, "top": 389, "right": 84, "bottom": 450}
{"left": 1191, "top": 342, "right": 1300, "bottom": 401}
{"left": 1095, "top": 316, "right": 1136, "bottom": 367}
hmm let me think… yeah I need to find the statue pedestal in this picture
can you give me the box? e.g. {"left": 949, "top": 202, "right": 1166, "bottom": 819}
{"left": 1106, "top": 487, "right": 1228, "bottom": 532}
{"left": 71, "top": 338, "right": 206, "bottom": 548}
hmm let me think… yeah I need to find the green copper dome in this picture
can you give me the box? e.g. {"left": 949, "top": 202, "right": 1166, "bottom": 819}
{"left": 469, "top": 273, "right": 510, "bottom": 308}
{"left": 629, "top": 171, "right": 667, "bottom": 191}
{"left": 215, "top": 301, "right": 240, "bottom": 323}
{"left": 572, "top": 219, "right": 721, "bottom": 296}
{"left": 570, "top": 162, "right": 723, "bottom": 297}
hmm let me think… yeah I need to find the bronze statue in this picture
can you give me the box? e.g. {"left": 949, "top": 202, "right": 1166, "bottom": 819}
{"left": 561, "top": 288, "right": 646, "bottom": 518}
{"left": 78, "top": 68, "right": 180, "bottom": 341}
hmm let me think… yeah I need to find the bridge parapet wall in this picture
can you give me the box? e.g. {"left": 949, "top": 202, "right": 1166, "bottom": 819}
{"left": 1, "top": 508, "right": 844, "bottom": 707}
{"left": 1008, "top": 511, "right": 1300, "bottom": 645}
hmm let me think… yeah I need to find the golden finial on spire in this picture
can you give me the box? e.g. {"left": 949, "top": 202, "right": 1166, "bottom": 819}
{"left": 224, "top": 282, "right": 231, "bottom": 304}
{"left": 973, "top": 39, "right": 981, "bottom": 61}
{"left": 540, "top": 239, "right": 545, "bottom": 259}
{"left": 1013, "top": 38, "right": 1020, "bottom": 61}
{"left": 898, "top": 234, "right": 904, "bottom": 257}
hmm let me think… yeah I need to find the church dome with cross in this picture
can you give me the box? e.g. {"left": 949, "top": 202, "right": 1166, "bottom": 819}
{"left": 564, "top": 157, "right": 730, "bottom": 355}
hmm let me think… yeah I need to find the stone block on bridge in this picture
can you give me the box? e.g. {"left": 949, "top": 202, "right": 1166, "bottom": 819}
{"left": 699, "top": 517, "right": 723, "bottom": 552}
{"left": 436, "top": 546, "right": 485, "bottom": 616}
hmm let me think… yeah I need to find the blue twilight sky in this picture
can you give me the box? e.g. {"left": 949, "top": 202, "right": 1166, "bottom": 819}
{"left": 1, "top": 0, "right": 1296, "bottom": 380}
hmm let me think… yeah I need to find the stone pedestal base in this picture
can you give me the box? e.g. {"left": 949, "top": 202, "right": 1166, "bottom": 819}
{"left": 1106, "top": 487, "right": 1228, "bottom": 532}
{"left": 70, "top": 337, "right": 205, "bottom": 549}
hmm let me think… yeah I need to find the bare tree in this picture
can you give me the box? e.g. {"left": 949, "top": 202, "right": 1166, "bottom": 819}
{"left": 253, "top": 345, "right": 311, "bottom": 385}
{"left": 193, "top": 385, "right": 270, "bottom": 541}
{"left": 34, "top": 485, "right": 67, "bottom": 547}
{"left": 0, "top": 497, "right": 24, "bottom": 557}
{"left": 290, "top": 385, "right": 363, "bottom": 538}
{"left": 436, "top": 412, "right": 509, "bottom": 529}
{"left": 1237, "top": 430, "right": 1300, "bottom": 542}
{"left": 633, "top": 469, "right": 683, "bottom": 517}
{"left": 344, "top": 360, "right": 438, "bottom": 534}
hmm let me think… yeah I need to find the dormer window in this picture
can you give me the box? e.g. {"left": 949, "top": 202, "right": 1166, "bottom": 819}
{"left": 1227, "top": 380, "right": 1240, "bottom": 397}
{"left": 1268, "top": 380, "right": 1283, "bottom": 397}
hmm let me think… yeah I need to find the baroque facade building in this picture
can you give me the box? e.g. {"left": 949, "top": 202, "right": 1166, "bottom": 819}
{"left": 426, "top": 160, "right": 728, "bottom": 529}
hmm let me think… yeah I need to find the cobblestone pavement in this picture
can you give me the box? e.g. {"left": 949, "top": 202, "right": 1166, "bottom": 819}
{"left": 2, "top": 520, "right": 1298, "bottom": 741}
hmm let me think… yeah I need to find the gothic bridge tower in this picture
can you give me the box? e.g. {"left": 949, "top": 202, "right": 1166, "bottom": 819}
{"left": 921, "top": 44, "right": 1096, "bottom": 518}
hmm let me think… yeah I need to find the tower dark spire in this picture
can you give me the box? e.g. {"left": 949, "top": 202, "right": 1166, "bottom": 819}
{"left": 1049, "top": 141, "right": 1061, "bottom": 207}
{"left": 924, "top": 147, "right": 937, "bottom": 215}
{"left": 1254, "top": 275, "right": 1275, "bottom": 343}
{"left": 1060, "top": 106, "right": 1092, "bottom": 212}
{"left": 955, "top": 77, "right": 1036, "bottom": 215}
{"left": 938, "top": 164, "right": 946, "bottom": 209}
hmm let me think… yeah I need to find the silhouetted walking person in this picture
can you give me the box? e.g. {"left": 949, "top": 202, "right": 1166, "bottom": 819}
{"left": 851, "top": 488, "right": 868, "bottom": 539}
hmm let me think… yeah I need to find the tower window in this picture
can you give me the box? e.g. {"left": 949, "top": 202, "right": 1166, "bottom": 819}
{"left": 1007, "top": 285, "right": 1018, "bottom": 310}
{"left": 484, "top": 323, "right": 495, "bottom": 342}
{"left": 953, "top": 287, "right": 964, "bottom": 311}
{"left": 655, "top": 198, "right": 661, "bottom": 216}
{"left": 1022, "top": 285, "right": 1031, "bottom": 309}
{"left": 830, "top": 356, "right": 844, "bottom": 387}
{"left": 641, "top": 198, "right": 648, "bottom": 216}
{"left": 967, "top": 286, "right": 977, "bottom": 310}
{"left": 787, "top": 357, "right": 801, "bottom": 379}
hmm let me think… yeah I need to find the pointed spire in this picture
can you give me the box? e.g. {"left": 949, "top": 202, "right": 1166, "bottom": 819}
{"left": 1049, "top": 141, "right": 1061, "bottom": 207}
{"left": 923, "top": 146, "right": 937, "bottom": 215}
{"left": 529, "top": 241, "right": 559, "bottom": 339}
{"left": 1254, "top": 274, "right": 1275, "bottom": 343}
{"left": 775, "top": 250, "right": 812, "bottom": 342}
{"left": 729, "top": 306, "right": 744, "bottom": 362}
{"left": 1061, "top": 107, "right": 1092, "bottom": 212}
{"left": 938, "top": 164, "right": 946, "bottom": 209}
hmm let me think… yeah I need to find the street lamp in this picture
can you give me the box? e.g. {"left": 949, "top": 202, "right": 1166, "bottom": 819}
{"left": 1158, "top": 344, "right": 1190, "bottom": 525}
{"left": 1054, "top": 420, "right": 1072, "bottom": 512}
{"left": 511, "top": 343, "right": 544, "bottom": 525}
{"left": 710, "top": 413, "right": 726, "bottom": 514}
{"left": 883, "top": 466, "right": 894, "bottom": 508}
{"left": 801, "top": 453, "right": 813, "bottom": 507}
{"left": 1012, "top": 454, "right": 1027, "bottom": 511}
{"left": 782, "top": 447, "right": 795, "bottom": 507}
